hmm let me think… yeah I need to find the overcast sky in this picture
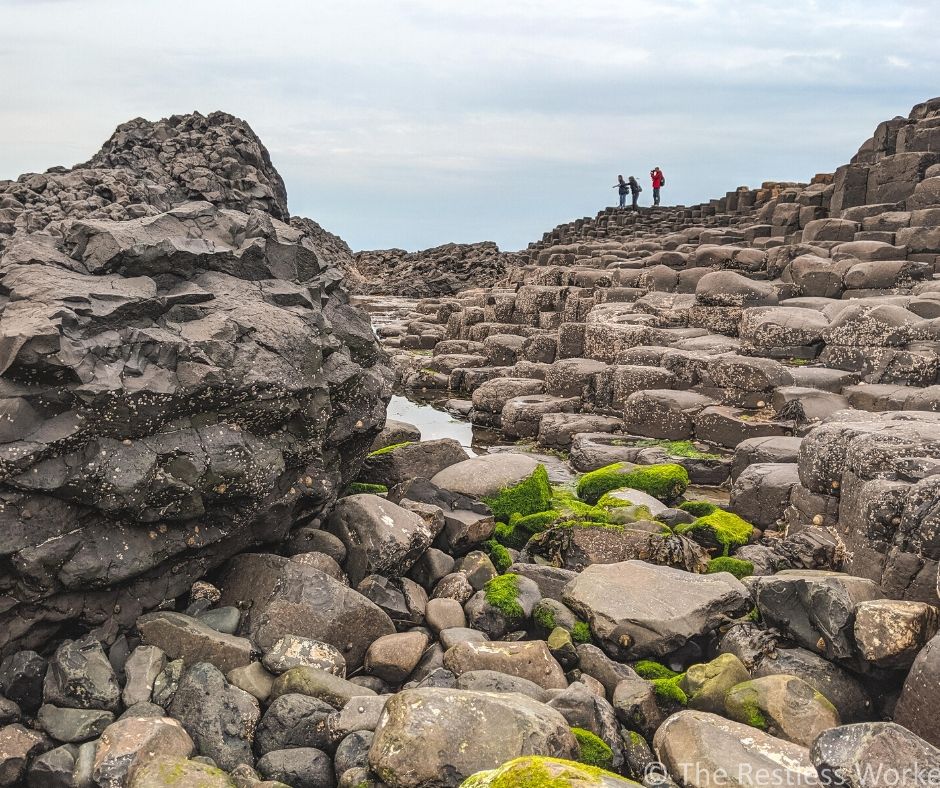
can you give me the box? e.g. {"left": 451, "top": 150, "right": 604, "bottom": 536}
{"left": 2, "top": 1, "right": 937, "bottom": 252}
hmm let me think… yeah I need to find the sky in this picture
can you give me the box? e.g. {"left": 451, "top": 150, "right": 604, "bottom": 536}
{"left": 1, "top": 1, "right": 938, "bottom": 252}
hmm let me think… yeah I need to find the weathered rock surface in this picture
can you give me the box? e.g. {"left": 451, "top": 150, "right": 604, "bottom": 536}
{"left": 0, "top": 111, "right": 388, "bottom": 654}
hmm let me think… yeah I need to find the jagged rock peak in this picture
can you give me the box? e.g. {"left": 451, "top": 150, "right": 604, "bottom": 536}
{"left": 0, "top": 110, "right": 290, "bottom": 245}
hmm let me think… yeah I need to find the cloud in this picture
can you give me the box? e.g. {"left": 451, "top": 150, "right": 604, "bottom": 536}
{"left": 1, "top": 0, "right": 938, "bottom": 250}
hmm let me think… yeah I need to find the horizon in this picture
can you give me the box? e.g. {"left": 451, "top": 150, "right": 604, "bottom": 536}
{"left": 2, "top": 0, "right": 938, "bottom": 253}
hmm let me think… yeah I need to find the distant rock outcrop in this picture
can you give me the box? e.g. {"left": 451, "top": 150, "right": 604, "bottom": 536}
{"left": 0, "top": 112, "right": 388, "bottom": 652}
{"left": 353, "top": 241, "right": 521, "bottom": 298}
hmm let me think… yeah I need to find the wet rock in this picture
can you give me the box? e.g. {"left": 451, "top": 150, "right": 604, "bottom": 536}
{"left": 334, "top": 730, "right": 373, "bottom": 776}
{"left": 269, "top": 666, "right": 376, "bottom": 709}
{"left": 562, "top": 561, "right": 749, "bottom": 659}
{"left": 369, "top": 688, "right": 578, "bottom": 787}
{"left": 854, "top": 599, "right": 939, "bottom": 669}
{"left": 724, "top": 674, "right": 840, "bottom": 747}
{"left": 122, "top": 646, "right": 167, "bottom": 708}
{"left": 262, "top": 636, "right": 346, "bottom": 677}
{"left": 811, "top": 722, "right": 940, "bottom": 788}
{"left": 326, "top": 494, "right": 440, "bottom": 586}
{"left": 137, "top": 612, "right": 254, "bottom": 675}
{"left": 750, "top": 570, "right": 883, "bottom": 660}
{"left": 653, "top": 710, "right": 818, "bottom": 788}
{"left": 256, "top": 747, "right": 334, "bottom": 788}
{"left": 443, "top": 640, "right": 568, "bottom": 690}
{"left": 894, "top": 633, "right": 940, "bottom": 747}
{"left": 218, "top": 554, "right": 395, "bottom": 669}
{"left": 43, "top": 636, "right": 121, "bottom": 712}
{"left": 194, "top": 607, "right": 241, "bottom": 635}
{"left": 166, "top": 662, "right": 260, "bottom": 771}
{"left": 92, "top": 716, "right": 194, "bottom": 788}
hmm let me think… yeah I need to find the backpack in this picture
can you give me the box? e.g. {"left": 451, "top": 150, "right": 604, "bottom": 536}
{"left": 660, "top": 175, "right": 666, "bottom": 187}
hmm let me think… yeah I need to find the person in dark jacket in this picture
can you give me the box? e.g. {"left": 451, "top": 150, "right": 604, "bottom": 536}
{"left": 650, "top": 166, "right": 665, "bottom": 206}
{"left": 613, "top": 175, "right": 629, "bottom": 208}
{"left": 628, "top": 176, "right": 641, "bottom": 210}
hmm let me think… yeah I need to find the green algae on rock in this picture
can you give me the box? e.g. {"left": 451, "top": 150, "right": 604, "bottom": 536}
{"left": 572, "top": 727, "right": 614, "bottom": 771}
{"left": 460, "top": 755, "right": 639, "bottom": 787}
{"left": 483, "top": 573, "right": 524, "bottom": 619}
{"left": 576, "top": 463, "right": 689, "bottom": 505}
{"left": 366, "top": 440, "right": 414, "bottom": 457}
{"left": 633, "top": 660, "right": 679, "bottom": 680}
{"left": 484, "top": 464, "right": 553, "bottom": 523}
{"left": 706, "top": 556, "right": 755, "bottom": 579}
{"left": 676, "top": 509, "right": 754, "bottom": 555}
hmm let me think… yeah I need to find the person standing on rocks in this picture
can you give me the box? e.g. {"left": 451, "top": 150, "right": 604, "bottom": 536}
{"left": 650, "top": 166, "right": 665, "bottom": 205}
{"left": 628, "top": 176, "right": 641, "bottom": 210}
{"left": 613, "top": 174, "right": 629, "bottom": 208}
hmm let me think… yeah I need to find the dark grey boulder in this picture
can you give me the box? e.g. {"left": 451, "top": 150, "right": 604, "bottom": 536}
{"left": 166, "top": 662, "right": 260, "bottom": 771}
{"left": 0, "top": 651, "right": 46, "bottom": 715}
{"left": 254, "top": 693, "right": 334, "bottom": 754}
{"left": 359, "top": 438, "right": 468, "bottom": 487}
{"left": 894, "top": 633, "right": 940, "bottom": 747}
{"left": 42, "top": 636, "right": 120, "bottom": 712}
{"left": 256, "top": 747, "right": 334, "bottom": 788}
{"left": 812, "top": 722, "right": 940, "bottom": 788}
{"left": 368, "top": 688, "right": 578, "bottom": 787}
{"left": 218, "top": 553, "right": 395, "bottom": 669}
{"left": 751, "top": 570, "right": 883, "bottom": 660}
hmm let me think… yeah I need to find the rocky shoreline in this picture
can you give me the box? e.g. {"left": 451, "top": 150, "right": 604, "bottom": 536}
{"left": 1, "top": 100, "right": 940, "bottom": 787}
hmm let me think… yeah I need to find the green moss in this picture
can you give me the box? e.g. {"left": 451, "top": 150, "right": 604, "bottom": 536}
{"left": 533, "top": 605, "right": 557, "bottom": 632}
{"left": 676, "top": 510, "right": 754, "bottom": 556}
{"left": 367, "top": 440, "right": 413, "bottom": 457}
{"left": 484, "top": 573, "right": 524, "bottom": 619}
{"left": 460, "top": 756, "right": 631, "bottom": 787}
{"left": 631, "top": 439, "right": 724, "bottom": 460}
{"left": 571, "top": 620, "right": 592, "bottom": 644}
{"left": 483, "top": 465, "right": 552, "bottom": 523}
{"left": 343, "top": 482, "right": 389, "bottom": 496}
{"left": 571, "top": 728, "right": 614, "bottom": 771}
{"left": 634, "top": 660, "right": 679, "bottom": 680}
{"left": 786, "top": 357, "right": 811, "bottom": 366}
{"left": 652, "top": 675, "right": 688, "bottom": 706}
{"left": 576, "top": 462, "right": 689, "bottom": 505}
{"left": 679, "top": 500, "right": 718, "bottom": 517}
{"left": 706, "top": 556, "right": 755, "bottom": 579}
{"left": 484, "top": 539, "right": 513, "bottom": 573}
{"left": 557, "top": 519, "right": 624, "bottom": 531}
{"left": 511, "top": 509, "right": 562, "bottom": 533}
{"left": 492, "top": 521, "right": 530, "bottom": 550}
{"left": 628, "top": 730, "right": 647, "bottom": 747}
{"left": 729, "top": 687, "right": 768, "bottom": 730}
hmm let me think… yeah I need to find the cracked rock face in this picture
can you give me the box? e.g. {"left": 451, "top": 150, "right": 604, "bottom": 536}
{"left": 0, "top": 114, "right": 389, "bottom": 654}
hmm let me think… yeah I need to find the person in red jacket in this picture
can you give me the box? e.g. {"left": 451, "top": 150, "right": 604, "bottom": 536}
{"left": 650, "top": 166, "right": 665, "bottom": 206}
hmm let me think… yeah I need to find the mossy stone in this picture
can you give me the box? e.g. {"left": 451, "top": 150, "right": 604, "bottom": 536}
{"left": 676, "top": 509, "right": 754, "bottom": 555}
{"left": 483, "top": 465, "right": 552, "bottom": 523}
{"left": 483, "top": 573, "right": 524, "bottom": 619}
{"left": 680, "top": 653, "right": 750, "bottom": 714}
{"left": 633, "top": 660, "right": 679, "bottom": 680}
{"left": 706, "top": 556, "right": 754, "bottom": 579}
{"left": 483, "top": 539, "right": 513, "bottom": 573}
{"left": 576, "top": 463, "right": 689, "bottom": 505}
{"left": 460, "top": 755, "right": 638, "bottom": 786}
{"left": 366, "top": 441, "right": 413, "bottom": 457}
{"left": 571, "top": 728, "right": 614, "bottom": 771}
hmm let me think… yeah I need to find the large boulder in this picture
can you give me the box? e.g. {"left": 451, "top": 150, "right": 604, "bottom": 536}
{"left": 368, "top": 688, "right": 578, "bottom": 787}
{"left": 894, "top": 633, "right": 940, "bottom": 747}
{"left": 325, "top": 494, "right": 440, "bottom": 586}
{"left": 562, "top": 561, "right": 750, "bottom": 659}
{"left": 653, "top": 710, "right": 819, "bottom": 788}
{"left": 0, "top": 112, "right": 388, "bottom": 653}
{"left": 218, "top": 553, "right": 395, "bottom": 669}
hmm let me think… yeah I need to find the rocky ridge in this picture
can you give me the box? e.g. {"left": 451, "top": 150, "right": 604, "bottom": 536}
{"left": 352, "top": 242, "right": 522, "bottom": 299}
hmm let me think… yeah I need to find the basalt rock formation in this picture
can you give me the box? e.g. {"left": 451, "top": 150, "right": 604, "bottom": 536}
{"left": 0, "top": 112, "right": 389, "bottom": 653}
{"left": 353, "top": 241, "right": 522, "bottom": 298}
